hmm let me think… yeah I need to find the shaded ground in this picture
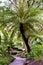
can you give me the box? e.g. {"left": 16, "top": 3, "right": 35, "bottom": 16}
{"left": 25, "top": 58, "right": 43, "bottom": 65}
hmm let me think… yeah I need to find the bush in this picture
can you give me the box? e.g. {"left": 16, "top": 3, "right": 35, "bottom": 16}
{"left": 24, "top": 44, "right": 43, "bottom": 60}
{"left": 0, "top": 55, "right": 13, "bottom": 65}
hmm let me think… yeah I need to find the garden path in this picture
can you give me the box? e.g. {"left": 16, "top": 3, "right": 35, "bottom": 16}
{"left": 9, "top": 55, "right": 43, "bottom": 65}
{"left": 9, "top": 56, "right": 26, "bottom": 65}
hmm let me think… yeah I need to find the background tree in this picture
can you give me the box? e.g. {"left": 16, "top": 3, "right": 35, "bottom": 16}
{"left": 0, "top": 0, "right": 43, "bottom": 52}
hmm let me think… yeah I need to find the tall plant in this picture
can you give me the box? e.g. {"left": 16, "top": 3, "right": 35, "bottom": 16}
{"left": 0, "top": 0, "right": 43, "bottom": 52}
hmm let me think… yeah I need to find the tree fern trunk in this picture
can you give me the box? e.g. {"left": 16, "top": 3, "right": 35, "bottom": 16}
{"left": 0, "top": 35, "right": 1, "bottom": 44}
{"left": 20, "top": 23, "right": 31, "bottom": 53}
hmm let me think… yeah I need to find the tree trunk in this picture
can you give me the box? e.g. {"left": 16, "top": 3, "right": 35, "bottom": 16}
{"left": 0, "top": 35, "right": 1, "bottom": 44}
{"left": 20, "top": 23, "right": 31, "bottom": 53}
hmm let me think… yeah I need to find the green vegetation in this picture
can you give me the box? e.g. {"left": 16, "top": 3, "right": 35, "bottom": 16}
{"left": 18, "top": 44, "right": 43, "bottom": 60}
{"left": 0, "top": 0, "right": 43, "bottom": 52}
{"left": 24, "top": 44, "right": 43, "bottom": 60}
{"left": 0, "top": 0, "right": 43, "bottom": 64}
{"left": 0, "top": 55, "right": 13, "bottom": 65}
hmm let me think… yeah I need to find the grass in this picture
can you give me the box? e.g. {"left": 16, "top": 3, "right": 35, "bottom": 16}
{"left": 0, "top": 55, "right": 13, "bottom": 65}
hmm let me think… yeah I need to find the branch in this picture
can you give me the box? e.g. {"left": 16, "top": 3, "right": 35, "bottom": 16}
{"left": 32, "top": 0, "right": 35, "bottom": 5}
{"left": 35, "top": 1, "right": 41, "bottom": 8}
{"left": 27, "top": 0, "right": 30, "bottom": 7}
{"left": 9, "top": 0, "right": 19, "bottom": 8}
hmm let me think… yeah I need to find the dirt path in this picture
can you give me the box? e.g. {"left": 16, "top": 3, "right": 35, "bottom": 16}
{"left": 9, "top": 55, "right": 43, "bottom": 65}
{"left": 9, "top": 56, "right": 26, "bottom": 65}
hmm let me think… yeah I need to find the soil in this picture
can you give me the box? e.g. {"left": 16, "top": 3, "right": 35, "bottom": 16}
{"left": 25, "top": 58, "right": 43, "bottom": 65}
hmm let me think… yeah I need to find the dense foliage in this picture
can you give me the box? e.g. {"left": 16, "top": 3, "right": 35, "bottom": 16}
{"left": 0, "top": 0, "right": 43, "bottom": 63}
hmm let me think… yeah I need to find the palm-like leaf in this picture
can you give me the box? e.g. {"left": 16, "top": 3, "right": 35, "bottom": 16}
{"left": 0, "top": 0, "right": 43, "bottom": 50}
